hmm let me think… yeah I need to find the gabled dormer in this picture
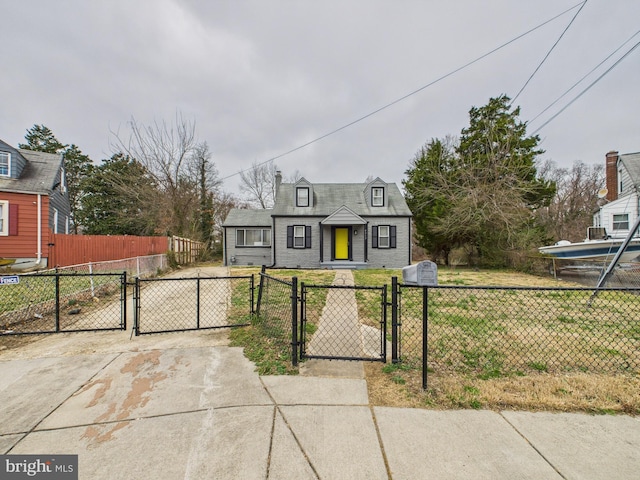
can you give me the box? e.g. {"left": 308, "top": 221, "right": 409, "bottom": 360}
{"left": 0, "top": 139, "right": 27, "bottom": 179}
{"left": 294, "top": 177, "right": 313, "bottom": 208}
{"left": 365, "top": 177, "right": 387, "bottom": 208}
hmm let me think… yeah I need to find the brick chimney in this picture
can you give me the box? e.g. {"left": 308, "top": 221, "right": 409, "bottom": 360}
{"left": 275, "top": 170, "right": 282, "bottom": 199}
{"left": 605, "top": 151, "right": 619, "bottom": 201}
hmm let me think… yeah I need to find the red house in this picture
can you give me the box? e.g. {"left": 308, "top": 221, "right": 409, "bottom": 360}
{"left": 0, "top": 139, "right": 71, "bottom": 270}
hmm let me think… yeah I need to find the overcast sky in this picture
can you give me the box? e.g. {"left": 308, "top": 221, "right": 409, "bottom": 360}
{"left": 2, "top": 1, "right": 638, "bottom": 196}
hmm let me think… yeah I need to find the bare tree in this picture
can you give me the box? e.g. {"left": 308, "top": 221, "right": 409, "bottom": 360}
{"left": 239, "top": 160, "right": 278, "bottom": 208}
{"left": 110, "top": 113, "right": 201, "bottom": 236}
{"left": 537, "top": 160, "right": 604, "bottom": 242}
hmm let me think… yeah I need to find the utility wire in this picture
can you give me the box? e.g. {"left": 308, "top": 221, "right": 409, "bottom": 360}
{"left": 223, "top": 1, "right": 586, "bottom": 181}
{"left": 531, "top": 40, "right": 640, "bottom": 135}
{"left": 529, "top": 29, "right": 640, "bottom": 124}
{"left": 511, "top": 0, "right": 587, "bottom": 104}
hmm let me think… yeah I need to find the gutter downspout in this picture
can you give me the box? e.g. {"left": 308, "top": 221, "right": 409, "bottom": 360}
{"left": 269, "top": 215, "right": 277, "bottom": 267}
{"left": 34, "top": 194, "right": 43, "bottom": 268}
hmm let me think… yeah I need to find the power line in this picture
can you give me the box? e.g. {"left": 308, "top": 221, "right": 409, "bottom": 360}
{"left": 511, "top": 1, "right": 587, "bottom": 104}
{"left": 531, "top": 40, "right": 640, "bottom": 135}
{"left": 529, "top": 29, "right": 640, "bottom": 124}
{"left": 222, "top": 1, "right": 586, "bottom": 181}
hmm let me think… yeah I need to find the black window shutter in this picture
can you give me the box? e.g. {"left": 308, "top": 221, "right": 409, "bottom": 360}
{"left": 287, "top": 226, "right": 293, "bottom": 248}
{"left": 390, "top": 225, "right": 397, "bottom": 248}
{"left": 305, "top": 225, "right": 312, "bottom": 248}
{"left": 372, "top": 226, "right": 378, "bottom": 248}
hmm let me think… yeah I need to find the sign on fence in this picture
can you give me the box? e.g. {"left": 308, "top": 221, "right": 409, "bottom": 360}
{"left": 0, "top": 275, "right": 19, "bottom": 285}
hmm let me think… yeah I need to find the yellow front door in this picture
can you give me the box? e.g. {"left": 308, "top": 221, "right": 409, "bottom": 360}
{"left": 335, "top": 228, "right": 349, "bottom": 260}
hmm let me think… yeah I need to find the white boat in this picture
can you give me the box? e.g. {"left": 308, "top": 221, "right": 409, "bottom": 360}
{"left": 539, "top": 227, "right": 640, "bottom": 262}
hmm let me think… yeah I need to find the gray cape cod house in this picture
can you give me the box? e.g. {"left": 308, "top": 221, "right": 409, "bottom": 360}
{"left": 222, "top": 174, "right": 413, "bottom": 269}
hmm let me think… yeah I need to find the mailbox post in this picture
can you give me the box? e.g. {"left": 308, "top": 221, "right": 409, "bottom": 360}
{"left": 401, "top": 261, "right": 437, "bottom": 390}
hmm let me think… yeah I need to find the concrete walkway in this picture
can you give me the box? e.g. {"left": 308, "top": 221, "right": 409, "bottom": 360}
{"left": 1, "top": 335, "right": 639, "bottom": 479}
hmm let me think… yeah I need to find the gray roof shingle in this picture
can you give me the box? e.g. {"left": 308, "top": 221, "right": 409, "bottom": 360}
{"left": 620, "top": 152, "right": 640, "bottom": 188}
{"left": 223, "top": 208, "right": 273, "bottom": 226}
{"left": 0, "top": 142, "right": 63, "bottom": 194}
{"left": 271, "top": 182, "right": 412, "bottom": 217}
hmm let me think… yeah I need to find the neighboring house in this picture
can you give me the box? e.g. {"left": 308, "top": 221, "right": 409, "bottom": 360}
{"left": 223, "top": 173, "right": 413, "bottom": 269}
{"left": 593, "top": 151, "right": 640, "bottom": 239}
{"left": 0, "top": 139, "right": 71, "bottom": 270}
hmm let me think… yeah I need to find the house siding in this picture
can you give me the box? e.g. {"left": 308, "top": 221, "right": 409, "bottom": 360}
{"left": 273, "top": 215, "right": 411, "bottom": 269}
{"left": 596, "top": 192, "right": 639, "bottom": 237}
{"left": 0, "top": 192, "right": 51, "bottom": 260}
{"left": 224, "top": 227, "right": 273, "bottom": 266}
{"left": 366, "top": 216, "right": 411, "bottom": 268}
{"left": 273, "top": 217, "right": 321, "bottom": 268}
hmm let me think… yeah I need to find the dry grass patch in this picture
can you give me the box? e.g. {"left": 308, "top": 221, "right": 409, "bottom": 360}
{"left": 365, "top": 362, "right": 640, "bottom": 414}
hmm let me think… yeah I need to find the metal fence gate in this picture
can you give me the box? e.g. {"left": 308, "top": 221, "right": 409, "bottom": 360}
{"left": 0, "top": 272, "right": 127, "bottom": 335}
{"left": 133, "top": 275, "right": 254, "bottom": 335}
{"left": 299, "top": 282, "right": 387, "bottom": 362}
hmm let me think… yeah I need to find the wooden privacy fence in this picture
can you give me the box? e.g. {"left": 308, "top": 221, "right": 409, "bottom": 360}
{"left": 48, "top": 234, "right": 169, "bottom": 268}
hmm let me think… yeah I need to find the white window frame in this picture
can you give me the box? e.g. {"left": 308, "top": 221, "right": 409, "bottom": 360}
{"left": 294, "top": 225, "right": 305, "bottom": 248}
{"left": 0, "top": 201, "right": 8, "bottom": 236}
{"left": 0, "top": 152, "right": 10, "bottom": 177}
{"left": 296, "top": 187, "right": 309, "bottom": 207}
{"left": 236, "top": 228, "right": 271, "bottom": 247}
{"left": 378, "top": 225, "right": 390, "bottom": 248}
{"left": 612, "top": 213, "right": 629, "bottom": 231}
{"left": 53, "top": 208, "right": 59, "bottom": 234}
{"left": 372, "top": 187, "right": 384, "bottom": 207}
{"left": 60, "top": 167, "right": 67, "bottom": 193}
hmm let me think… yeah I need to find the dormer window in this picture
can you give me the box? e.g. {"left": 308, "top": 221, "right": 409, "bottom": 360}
{"left": 372, "top": 187, "right": 384, "bottom": 206}
{"left": 296, "top": 187, "right": 310, "bottom": 207}
{"left": 0, "top": 152, "right": 10, "bottom": 177}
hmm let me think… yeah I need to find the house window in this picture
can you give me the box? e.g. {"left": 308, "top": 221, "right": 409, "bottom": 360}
{"left": 613, "top": 214, "right": 629, "bottom": 231}
{"left": 372, "top": 187, "right": 384, "bottom": 206}
{"left": 236, "top": 228, "right": 271, "bottom": 247}
{"left": 296, "top": 187, "right": 309, "bottom": 207}
{"left": 372, "top": 225, "right": 396, "bottom": 249}
{"left": 0, "top": 201, "right": 7, "bottom": 235}
{"left": 378, "top": 226, "right": 390, "bottom": 248}
{"left": 287, "top": 225, "right": 312, "bottom": 249}
{"left": 294, "top": 225, "right": 305, "bottom": 247}
{"left": 0, "top": 152, "right": 10, "bottom": 177}
{"left": 53, "top": 208, "right": 59, "bottom": 234}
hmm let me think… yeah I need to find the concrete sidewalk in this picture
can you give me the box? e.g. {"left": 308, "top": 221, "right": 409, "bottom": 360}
{"left": 1, "top": 338, "right": 639, "bottom": 479}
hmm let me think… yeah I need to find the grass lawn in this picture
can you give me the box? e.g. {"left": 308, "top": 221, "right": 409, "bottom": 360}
{"left": 232, "top": 266, "right": 640, "bottom": 414}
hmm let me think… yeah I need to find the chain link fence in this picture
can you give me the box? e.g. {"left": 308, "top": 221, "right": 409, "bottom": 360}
{"left": 256, "top": 269, "right": 298, "bottom": 364}
{"left": 39, "top": 254, "right": 168, "bottom": 278}
{"left": 528, "top": 256, "right": 640, "bottom": 289}
{"left": 397, "top": 283, "right": 640, "bottom": 387}
{"left": 0, "top": 273, "right": 126, "bottom": 334}
{"left": 301, "top": 283, "right": 386, "bottom": 361}
{"left": 134, "top": 275, "right": 254, "bottom": 334}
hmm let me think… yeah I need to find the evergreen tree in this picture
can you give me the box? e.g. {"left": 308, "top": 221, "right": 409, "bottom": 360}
{"left": 19, "top": 124, "right": 66, "bottom": 153}
{"left": 404, "top": 96, "right": 555, "bottom": 266}
{"left": 78, "top": 153, "right": 160, "bottom": 235}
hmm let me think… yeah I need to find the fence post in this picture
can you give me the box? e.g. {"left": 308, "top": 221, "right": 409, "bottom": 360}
{"left": 256, "top": 265, "right": 266, "bottom": 316}
{"left": 89, "top": 262, "right": 95, "bottom": 298}
{"left": 291, "top": 276, "right": 299, "bottom": 367}
{"left": 250, "top": 274, "right": 255, "bottom": 315}
{"left": 382, "top": 284, "right": 388, "bottom": 363}
{"left": 134, "top": 277, "right": 140, "bottom": 336}
{"left": 422, "top": 286, "right": 428, "bottom": 390}
{"left": 391, "top": 276, "right": 399, "bottom": 363}
{"left": 55, "top": 274, "right": 60, "bottom": 333}
{"left": 122, "top": 271, "right": 127, "bottom": 331}
{"left": 196, "top": 277, "right": 201, "bottom": 329}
